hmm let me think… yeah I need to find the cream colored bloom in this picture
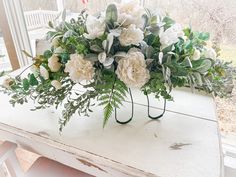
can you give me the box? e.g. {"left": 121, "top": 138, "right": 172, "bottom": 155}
{"left": 2, "top": 78, "right": 14, "bottom": 89}
{"left": 119, "top": 24, "right": 144, "bottom": 46}
{"left": 116, "top": 49, "right": 150, "bottom": 88}
{"left": 117, "top": 0, "right": 145, "bottom": 28}
{"left": 204, "top": 47, "right": 217, "bottom": 60}
{"left": 48, "top": 55, "right": 61, "bottom": 72}
{"left": 51, "top": 38, "right": 59, "bottom": 48}
{"left": 192, "top": 49, "right": 201, "bottom": 60}
{"left": 65, "top": 54, "right": 95, "bottom": 83}
{"left": 39, "top": 65, "right": 49, "bottom": 80}
{"left": 84, "top": 15, "right": 105, "bottom": 40}
{"left": 51, "top": 80, "right": 62, "bottom": 90}
{"left": 159, "top": 24, "right": 184, "bottom": 49}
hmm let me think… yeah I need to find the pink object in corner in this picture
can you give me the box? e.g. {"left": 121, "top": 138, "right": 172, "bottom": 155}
{"left": 82, "top": 0, "right": 89, "bottom": 4}
{"left": 0, "top": 141, "right": 94, "bottom": 177}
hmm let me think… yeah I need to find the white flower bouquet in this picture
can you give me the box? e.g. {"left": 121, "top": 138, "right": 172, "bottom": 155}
{"left": 1, "top": 1, "right": 235, "bottom": 130}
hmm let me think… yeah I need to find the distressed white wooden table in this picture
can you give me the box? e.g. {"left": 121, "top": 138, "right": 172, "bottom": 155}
{"left": 0, "top": 70, "right": 223, "bottom": 177}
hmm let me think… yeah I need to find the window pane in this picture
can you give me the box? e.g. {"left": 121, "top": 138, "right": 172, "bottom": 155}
{"left": 21, "top": 0, "right": 59, "bottom": 56}
{"left": 0, "top": 28, "right": 12, "bottom": 72}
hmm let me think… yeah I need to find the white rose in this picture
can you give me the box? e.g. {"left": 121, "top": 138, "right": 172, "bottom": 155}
{"left": 39, "top": 65, "right": 49, "bottom": 80}
{"left": 51, "top": 80, "right": 62, "bottom": 90}
{"left": 204, "top": 47, "right": 217, "bottom": 60}
{"left": 65, "top": 54, "right": 95, "bottom": 83}
{"left": 116, "top": 49, "right": 150, "bottom": 88}
{"left": 84, "top": 15, "right": 105, "bottom": 40}
{"left": 159, "top": 24, "right": 184, "bottom": 49}
{"left": 192, "top": 49, "right": 201, "bottom": 60}
{"left": 119, "top": 24, "right": 144, "bottom": 46}
{"left": 117, "top": 0, "right": 145, "bottom": 28}
{"left": 2, "top": 78, "right": 14, "bottom": 89}
{"left": 48, "top": 55, "right": 61, "bottom": 72}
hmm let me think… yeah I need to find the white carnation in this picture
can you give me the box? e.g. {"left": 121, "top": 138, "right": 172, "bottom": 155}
{"left": 192, "top": 49, "right": 201, "bottom": 60}
{"left": 65, "top": 54, "right": 95, "bottom": 83}
{"left": 84, "top": 15, "right": 105, "bottom": 40}
{"left": 2, "top": 78, "right": 14, "bottom": 89}
{"left": 119, "top": 24, "right": 144, "bottom": 46}
{"left": 204, "top": 47, "right": 217, "bottom": 60}
{"left": 117, "top": 0, "right": 145, "bottom": 28}
{"left": 48, "top": 55, "right": 61, "bottom": 72}
{"left": 116, "top": 49, "right": 150, "bottom": 88}
{"left": 159, "top": 24, "right": 184, "bottom": 49}
{"left": 51, "top": 80, "right": 62, "bottom": 90}
{"left": 39, "top": 65, "right": 49, "bottom": 80}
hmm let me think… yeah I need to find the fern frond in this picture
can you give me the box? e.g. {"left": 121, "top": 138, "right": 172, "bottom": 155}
{"left": 96, "top": 71, "right": 128, "bottom": 127}
{"left": 103, "top": 103, "right": 113, "bottom": 127}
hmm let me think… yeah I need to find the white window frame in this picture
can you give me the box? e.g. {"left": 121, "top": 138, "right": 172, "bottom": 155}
{"left": 1, "top": 0, "right": 32, "bottom": 68}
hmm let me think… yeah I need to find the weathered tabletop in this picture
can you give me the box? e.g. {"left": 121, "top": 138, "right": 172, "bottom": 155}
{"left": 0, "top": 71, "right": 223, "bottom": 177}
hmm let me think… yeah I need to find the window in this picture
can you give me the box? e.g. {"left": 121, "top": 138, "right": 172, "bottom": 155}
{"left": 0, "top": 28, "right": 12, "bottom": 71}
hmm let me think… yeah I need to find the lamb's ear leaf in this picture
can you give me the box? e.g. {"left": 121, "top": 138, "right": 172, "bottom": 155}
{"left": 195, "top": 59, "right": 212, "bottom": 74}
{"left": 106, "top": 4, "right": 118, "bottom": 23}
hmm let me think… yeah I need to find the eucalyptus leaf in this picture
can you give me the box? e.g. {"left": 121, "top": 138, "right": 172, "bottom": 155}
{"left": 145, "top": 46, "right": 154, "bottom": 58}
{"left": 90, "top": 45, "right": 104, "bottom": 52}
{"left": 146, "top": 59, "right": 154, "bottom": 66}
{"left": 193, "top": 72, "right": 203, "bottom": 86}
{"left": 142, "top": 14, "right": 149, "bottom": 28}
{"left": 29, "top": 74, "right": 39, "bottom": 86}
{"left": 84, "top": 54, "right": 98, "bottom": 62}
{"left": 0, "top": 71, "right": 5, "bottom": 77}
{"left": 148, "top": 25, "right": 160, "bottom": 36}
{"left": 48, "top": 21, "right": 54, "bottom": 28}
{"left": 162, "top": 45, "right": 174, "bottom": 53}
{"left": 63, "top": 30, "right": 75, "bottom": 39}
{"left": 105, "top": 4, "right": 118, "bottom": 23}
{"left": 23, "top": 78, "right": 30, "bottom": 91}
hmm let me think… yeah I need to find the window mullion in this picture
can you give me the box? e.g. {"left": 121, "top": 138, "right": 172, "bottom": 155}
{"left": 2, "top": 0, "right": 32, "bottom": 67}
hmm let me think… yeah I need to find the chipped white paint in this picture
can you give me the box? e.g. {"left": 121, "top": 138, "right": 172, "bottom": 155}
{"left": 0, "top": 71, "right": 223, "bottom": 177}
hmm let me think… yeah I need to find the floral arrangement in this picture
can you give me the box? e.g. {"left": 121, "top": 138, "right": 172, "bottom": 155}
{"left": 1, "top": 1, "right": 235, "bottom": 131}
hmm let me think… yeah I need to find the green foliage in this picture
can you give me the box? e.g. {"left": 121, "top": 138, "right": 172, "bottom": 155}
{"left": 143, "top": 72, "right": 172, "bottom": 100}
{"left": 0, "top": 71, "right": 5, "bottom": 77}
{"left": 95, "top": 70, "right": 128, "bottom": 127}
{"left": 59, "top": 90, "right": 98, "bottom": 131}
{"left": 105, "top": 4, "right": 118, "bottom": 26}
{"left": 162, "top": 16, "right": 175, "bottom": 30}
